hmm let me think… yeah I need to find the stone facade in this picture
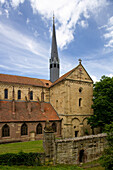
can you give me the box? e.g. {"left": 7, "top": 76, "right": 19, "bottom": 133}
{"left": 0, "top": 61, "right": 94, "bottom": 141}
{"left": 50, "top": 63, "right": 93, "bottom": 138}
{"left": 43, "top": 132, "right": 107, "bottom": 165}
{"left": 0, "top": 82, "right": 49, "bottom": 102}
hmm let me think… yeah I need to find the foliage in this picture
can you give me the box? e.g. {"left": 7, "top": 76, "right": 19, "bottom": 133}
{"left": 88, "top": 76, "right": 113, "bottom": 131}
{"left": 0, "top": 151, "right": 42, "bottom": 166}
{"left": 100, "top": 123, "right": 113, "bottom": 170}
{"left": 0, "top": 140, "right": 43, "bottom": 154}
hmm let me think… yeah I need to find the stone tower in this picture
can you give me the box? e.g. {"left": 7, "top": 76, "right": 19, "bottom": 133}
{"left": 50, "top": 15, "right": 60, "bottom": 83}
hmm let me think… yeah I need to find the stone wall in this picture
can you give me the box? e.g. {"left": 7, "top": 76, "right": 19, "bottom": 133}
{"left": 0, "top": 82, "right": 49, "bottom": 102}
{"left": 44, "top": 133, "right": 107, "bottom": 165}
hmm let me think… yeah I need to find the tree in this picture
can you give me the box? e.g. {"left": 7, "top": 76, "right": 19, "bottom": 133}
{"left": 100, "top": 123, "right": 113, "bottom": 170}
{"left": 88, "top": 76, "right": 113, "bottom": 132}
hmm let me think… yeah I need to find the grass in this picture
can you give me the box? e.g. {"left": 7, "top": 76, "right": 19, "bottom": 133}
{"left": 0, "top": 165, "right": 83, "bottom": 170}
{"left": 0, "top": 140, "right": 44, "bottom": 154}
{"left": 0, "top": 142, "right": 105, "bottom": 170}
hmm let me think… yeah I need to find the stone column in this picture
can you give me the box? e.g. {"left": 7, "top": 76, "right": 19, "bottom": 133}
{"left": 43, "top": 121, "right": 55, "bottom": 163}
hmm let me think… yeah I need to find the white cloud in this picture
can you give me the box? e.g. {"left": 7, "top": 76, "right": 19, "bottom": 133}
{"left": 0, "top": 0, "right": 108, "bottom": 49}
{"left": 11, "top": 0, "right": 25, "bottom": 8}
{"left": 26, "top": 18, "right": 30, "bottom": 24}
{"left": 107, "top": 73, "right": 113, "bottom": 77}
{"left": 0, "top": 0, "right": 5, "bottom": 3}
{"left": 0, "top": 22, "right": 48, "bottom": 59}
{"left": 5, "top": 9, "right": 9, "bottom": 18}
{"left": 34, "top": 30, "right": 39, "bottom": 37}
{"left": 103, "top": 16, "right": 113, "bottom": 48}
{"left": 0, "top": 11, "right": 2, "bottom": 15}
{"left": 91, "top": 75, "right": 99, "bottom": 83}
{"left": 30, "top": 0, "right": 107, "bottom": 49}
{"left": 78, "top": 20, "right": 88, "bottom": 28}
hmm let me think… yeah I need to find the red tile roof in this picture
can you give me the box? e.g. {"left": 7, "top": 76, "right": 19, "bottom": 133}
{"left": 0, "top": 74, "right": 52, "bottom": 88}
{"left": 0, "top": 100, "right": 60, "bottom": 122}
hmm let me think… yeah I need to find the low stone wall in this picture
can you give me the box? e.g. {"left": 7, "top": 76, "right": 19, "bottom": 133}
{"left": 43, "top": 132, "right": 107, "bottom": 165}
{"left": 54, "top": 134, "right": 107, "bottom": 164}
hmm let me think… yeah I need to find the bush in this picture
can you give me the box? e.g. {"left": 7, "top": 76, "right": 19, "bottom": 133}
{"left": 0, "top": 152, "right": 41, "bottom": 166}
{"left": 100, "top": 122, "right": 113, "bottom": 170}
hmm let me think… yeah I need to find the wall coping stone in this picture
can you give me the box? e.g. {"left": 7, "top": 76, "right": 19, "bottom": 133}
{"left": 56, "top": 133, "right": 107, "bottom": 143}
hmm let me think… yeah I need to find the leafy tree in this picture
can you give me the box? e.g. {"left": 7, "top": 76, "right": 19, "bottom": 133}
{"left": 88, "top": 76, "right": 113, "bottom": 132}
{"left": 100, "top": 123, "right": 113, "bottom": 170}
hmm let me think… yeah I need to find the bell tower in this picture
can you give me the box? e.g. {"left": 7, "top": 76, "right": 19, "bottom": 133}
{"left": 50, "top": 15, "right": 60, "bottom": 83}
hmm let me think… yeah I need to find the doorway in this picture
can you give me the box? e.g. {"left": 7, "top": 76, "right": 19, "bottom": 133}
{"left": 79, "top": 149, "right": 84, "bottom": 163}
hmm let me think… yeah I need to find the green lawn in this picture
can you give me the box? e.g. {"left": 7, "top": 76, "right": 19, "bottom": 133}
{"left": 0, "top": 140, "right": 44, "bottom": 154}
{"left": 0, "top": 165, "right": 83, "bottom": 170}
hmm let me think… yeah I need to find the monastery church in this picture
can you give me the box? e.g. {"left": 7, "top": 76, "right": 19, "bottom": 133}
{"left": 0, "top": 17, "right": 93, "bottom": 143}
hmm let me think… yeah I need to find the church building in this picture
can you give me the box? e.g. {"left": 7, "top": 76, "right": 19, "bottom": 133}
{"left": 0, "top": 17, "right": 93, "bottom": 143}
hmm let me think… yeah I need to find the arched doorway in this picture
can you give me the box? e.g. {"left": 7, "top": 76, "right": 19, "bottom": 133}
{"left": 79, "top": 149, "right": 84, "bottom": 163}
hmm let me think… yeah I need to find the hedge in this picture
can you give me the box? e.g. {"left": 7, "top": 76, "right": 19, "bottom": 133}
{"left": 0, "top": 152, "right": 41, "bottom": 166}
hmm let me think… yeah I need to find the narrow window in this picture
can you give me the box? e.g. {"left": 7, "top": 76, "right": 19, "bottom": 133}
{"left": 79, "top": 87, "right": 82, "bottom": 93}
{"left": 30, "top": 91, "right": 33, "bottom": 100}
{"left": 52, "top": 122, "right": 57, "bottom": 132}
{"left": 36, "top": 123, "right": 42, "bottom": 134}
{"left": 21, "top": 123, "right": 28, "bottom": 136}
{"left": 4, "top": 89, "right": 8, "bottom": 99}
{"left": 54, "top": 63, "right": 56, "bottom": 67}
{"left": 18, "top": 90, "right": 21, "bottom": 99}
{"left": 57, "top": 64, "right": 59, "bottom": 68}
{"left": 50, "top": 64, "right": 52, "bottom": 68}
{"left": 2, "top": 124, "right": 10, "bottom": 137}
{"left": 79, "top": 98, "right": 82, "bottom": 107}
{"left": 75, "top": 131, "right": 78, "bottom": 137}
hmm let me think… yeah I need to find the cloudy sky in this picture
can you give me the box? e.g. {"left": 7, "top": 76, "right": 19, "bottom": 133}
{"left": 0, "top": 0, "right": 113, "bottom": 82}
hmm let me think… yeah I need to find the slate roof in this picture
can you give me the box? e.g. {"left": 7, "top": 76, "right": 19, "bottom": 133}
{"left": 0, "top": 101, "right": 60, "bottom": 122}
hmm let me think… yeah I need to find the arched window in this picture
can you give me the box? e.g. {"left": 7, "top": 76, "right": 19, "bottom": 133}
{"left": 79, "top": 87, "right": 82, "bottom": 93}
{"left": 2, "top": 124, "right": 10, "bottom": 137}
{"left": 18, "top": 90, "right": 21, "bottom": 99}
{"left": 79, "top": 98, "right": 82, "bottom": 107}
{"left": 36, "top": 123, "right": 42, "bottom": 134}
{"left": 4, "top": 89, "right": 8, "bottom": 99}
{"left": 52, "top": 122, "right": 57, "bottom": 132}
{"left": 30, "top": 91, "right": 33, "bottom": 100}
{"left": 21, "top": 123, "right": 28, "bottom": 136}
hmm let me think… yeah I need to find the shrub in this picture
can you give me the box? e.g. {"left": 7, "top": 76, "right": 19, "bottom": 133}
{"left": 0, "top": 152, "right": 41, "bottom": 166}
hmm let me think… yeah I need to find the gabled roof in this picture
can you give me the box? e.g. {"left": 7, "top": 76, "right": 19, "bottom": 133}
{"left": 0, "top": 74, "right": 52, "bottom": 88}
{"left": 0, "top": 101, "right": 60, "bottom": 122}
{"left": 50, "top": 63, "right": 93, "bottom": 87}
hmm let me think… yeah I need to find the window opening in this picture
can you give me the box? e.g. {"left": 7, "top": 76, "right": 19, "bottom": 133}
{"left": 30, "top": 91, "right": 33, "bottom": 100}
{"left": 21, "top": 123, "right": 28, "bottom": 136}
{"left": 18, "top": 90, "right": 21, "bottom": 99}
{"left": 2, "top": 124, "right": 10, "bottom": 137}
{"left": 4, "top": 89, "right": 8, "bottom": 99}
{"left": 75, "top": 131, "right": 78, "bottom": 137}
{"left": 79, "top": 98, "right": 82, "bottom": 107}
{"left": 36, "top": 123, "right": 42, "bottom": 134}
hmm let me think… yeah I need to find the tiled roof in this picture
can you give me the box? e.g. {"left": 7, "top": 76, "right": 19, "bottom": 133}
{"left": 0, "top": 74, "right": 52, "bottom": 88}
{"left": 0, "top": 100, "right": 60, "bottom": 122}
{"left": 50, "top": 64, "right": 93, "bottom": 87}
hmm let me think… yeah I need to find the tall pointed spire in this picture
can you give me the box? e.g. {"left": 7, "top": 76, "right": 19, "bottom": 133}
{"left": 50, "top": 14, "right": 60, "bottom": 83}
